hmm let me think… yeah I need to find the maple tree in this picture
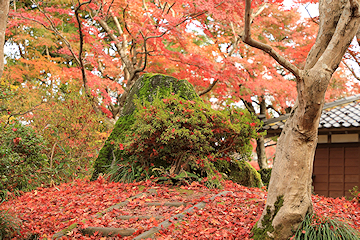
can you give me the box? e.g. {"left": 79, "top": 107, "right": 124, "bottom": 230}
{"left": 4, "top": 0, "right": 355, "bottom": 172}
{"left": 5, "top": 0, "right": 330, "bottom": 118}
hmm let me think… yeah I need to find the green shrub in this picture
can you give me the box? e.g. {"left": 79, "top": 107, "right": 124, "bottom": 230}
{"left": 106, "top": 92, "right": 261, "bottom": 186}
{"left": 293, "top": 213, "right": 360, "bottom": 240}
{"left": 349, "top": 186, "right": 360, "bottom": 202}
{"left": 0, "top": 122, "right": 49, "bottom": 199}
{"left": 0, "top": 210, "right": 20, "bottom": 239}
{"left": 258, "top": 168, "right": 272, "bottom": 187}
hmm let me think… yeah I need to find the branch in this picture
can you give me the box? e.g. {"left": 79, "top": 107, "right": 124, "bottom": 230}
{"left": 142, "top": 0, "right": 148, "bottom": 11}
{"left": 3, "top": 101, "right": 45, "bottom": 128}
{"left": 29, "top": 0, "right": 81, "bottom": 66}
{"left": 112, "top": 14, "right": 127, "bottom": 49}
{"left": 312, "top": 0, "right": 360, "bottom": 73}
{"left": 74, "top": 0, "right": 93, "bottom": 89}
{"left": 198, "top": 79, "right": 219, "bottom": 96}
{"left": 198, "top": 4, "right": 267, "bottom": 97}
{"left": 241, "top": 98, "right": 255, "bottom": 114}
{"left": 94, "top": 11, "right": 134, "bottom": 74}
{"left": 266, "top": 104, "right": 282, "bottom": 116}
{"left": 240, "top": 0, "right": 300, "bottom": 79}
{"left": 304, "top": 4, "right": 319, "bottom": 25}
{"left": 146, "top": 2, "right": 224, "bottom": 41}
{"left": 342, "top": 58, "right": 360, "bottom": 81}
{"left": 133, "top": 31, "right": 148, "bottom": 74}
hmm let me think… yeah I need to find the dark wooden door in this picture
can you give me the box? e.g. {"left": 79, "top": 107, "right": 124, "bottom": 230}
{"left": 313, "top": 143, "right": 360, "bottom": 198}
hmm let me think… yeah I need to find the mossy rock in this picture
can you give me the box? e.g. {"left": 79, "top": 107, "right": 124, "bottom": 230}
{"left": 91, "top": 73, "right": 200, "bottom": 180}
{"left": 214, "top": 159, "right": 263, "bottom": 188}
{"left": 92, "top": 73, "right": 262, "bottom": 187}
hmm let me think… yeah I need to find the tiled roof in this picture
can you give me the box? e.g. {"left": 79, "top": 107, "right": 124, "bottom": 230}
{"left": 263, "top": 95, "right": 360, "bottom": 131}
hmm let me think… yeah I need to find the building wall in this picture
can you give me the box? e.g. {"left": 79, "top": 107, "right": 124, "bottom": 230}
{"left": 313, "top": 142, "right": 360, "bottom": 198}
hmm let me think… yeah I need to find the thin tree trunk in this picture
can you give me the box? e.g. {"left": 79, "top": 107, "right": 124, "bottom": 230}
{"left": 256, "top": 99, "right": 267, "bottom": 169}
{"left": 256, "top": 136, "right": 267, "bottom": 169}
{"left": 0, "top": 0, "right": 10, "bottom": 79}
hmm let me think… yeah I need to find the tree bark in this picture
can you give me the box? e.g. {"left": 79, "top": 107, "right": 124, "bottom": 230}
{"left": 0, "top": 0, "right": 10, "bottom": 79}
{"left": 256, "top": 99, "right": 267, "bottom": 169}
{"left": 241, "top": 98, "right": 267, "bottom": 168}
{"left": 256, "top": 136, "right": 267, "bottom": 169}
{"left": 242, "top": 0, "right": 360, "bottom": 239}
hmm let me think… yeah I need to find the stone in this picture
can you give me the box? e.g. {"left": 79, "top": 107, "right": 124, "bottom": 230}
{"left": 214, "top": 159, "right": 263, "bottom": 188}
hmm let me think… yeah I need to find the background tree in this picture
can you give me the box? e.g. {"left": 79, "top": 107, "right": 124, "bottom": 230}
{"left": 0, "top": 0, "right": 9, "bottom": 78}
{"left": 241, "top": 0, "right": 360, "bottom": 238}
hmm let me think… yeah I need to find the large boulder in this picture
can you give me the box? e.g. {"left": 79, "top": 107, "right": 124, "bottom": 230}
{"left": 91, "top": 73, "right": 199, "bottom": 180}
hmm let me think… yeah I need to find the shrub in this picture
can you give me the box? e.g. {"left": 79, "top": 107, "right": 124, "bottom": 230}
{"left": 258, "top": 168, "right": 272, "bottom": 187}
{"left": 0, "top": 121, "right": 49, "bottom": 199}
{"left": 107, "top": 92, "right": 262, "bottom": 186}
{"left": 292, "top": 213, "right": 360, "bottom": 240}
{"left": 0, "top": 210, "right": 20, "bottom": 239}
{"left": 349, "top": 186, "right": 360, "bottom": 202}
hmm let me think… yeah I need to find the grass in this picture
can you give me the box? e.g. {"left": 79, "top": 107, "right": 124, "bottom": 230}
{"left": 293, "top": 213, "right": 360, "bottom": 240}
{"left": 0, "top": 209, "right": 20, "bottom": 239}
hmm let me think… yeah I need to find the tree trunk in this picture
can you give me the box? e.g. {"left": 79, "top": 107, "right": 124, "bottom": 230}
{"left": 241, "top": 98, "right": 268, "bottom": 168}
{"left": 0, "top": 0, "right": 10, "bottom": 79}
{"left": 255, "top": 68, "right": 329, "bottom": 239}
{"left": 242, "top": 0, "right": 360, "bottom": 239}
{"left": 256, "top": 136, "right": 267, "bottom": 169}
{"left": 256, "top": 99, "right": 267, "bottom": 169}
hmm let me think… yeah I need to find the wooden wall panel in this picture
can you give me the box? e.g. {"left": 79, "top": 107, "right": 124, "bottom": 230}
{"left": 313, "top": 143, "right": 360, "bottom": 198}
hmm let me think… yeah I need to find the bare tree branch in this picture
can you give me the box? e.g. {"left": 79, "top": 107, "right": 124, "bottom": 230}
{"left": 342, "top": 58, "right": 360, "bottom": 81}
{"left": 3, "top": 101, "right": 45, "bottom": 128}
{"left": 74, "top": 0, "right": 92, "bottom": 89}
{"left": 95, "top": 13, "right": 134, "bottom": 75}
{"left": 304, "top": 4, "right": 319, "bottom": 25}
{"left": 241, "top": 0, "right": 300, "bottom": 79}
{"left": 197, "top": 3, "right": 267, "bottom": 97}
{"left": 198, "top": 79, "right": 219, "bottom": 96}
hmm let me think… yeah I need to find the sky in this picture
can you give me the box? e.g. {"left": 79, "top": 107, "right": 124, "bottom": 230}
{"left": 283, "top": 0, "right": 319, "bottom": 18}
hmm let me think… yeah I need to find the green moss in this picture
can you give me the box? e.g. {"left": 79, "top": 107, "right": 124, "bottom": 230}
{"left": 252, "top": 195, "right": 284, "bottom": 240}
{"left": 121, "top": 73, "right": 199, "bottom": 117}
{"left": 258, "top": 168, "right": 272, "bottom": 187}
{"left": 52, "top": 223, "right": 78, "bottom": 239}
{"left": 91, "top": 114, "right": 136, "bottom": 180}
{"left": 137, "top": 185, "right": 147, "bottom": 191}
{"left": 175, "top": 188, "right": 194, "bottom": 195}
{"left": 214, "top": 159, "right": 263, "bottom": 188}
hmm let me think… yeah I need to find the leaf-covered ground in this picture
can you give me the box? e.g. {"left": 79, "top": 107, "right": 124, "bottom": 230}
{"left": 1, "top": 178, "right": 359, "bottom": 239}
